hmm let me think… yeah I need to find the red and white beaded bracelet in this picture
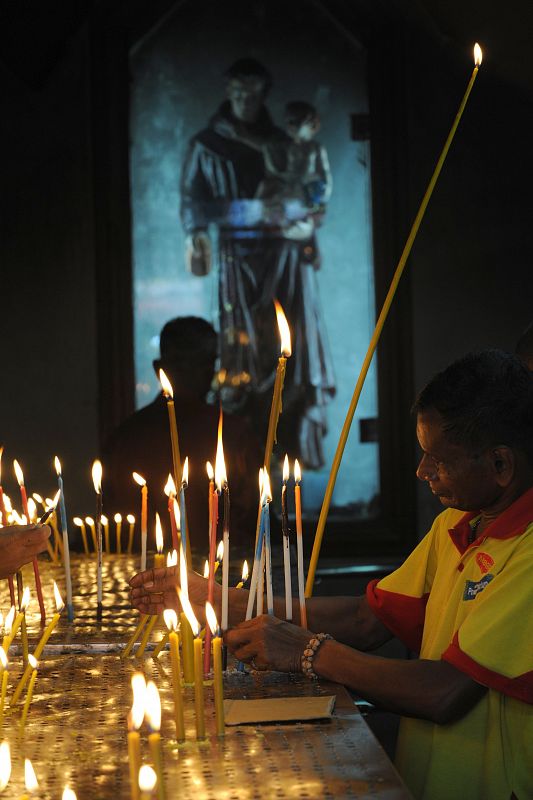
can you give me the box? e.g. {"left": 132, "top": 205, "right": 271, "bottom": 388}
{"left": 301, "top": 632, "right": 333, "bottom": 680}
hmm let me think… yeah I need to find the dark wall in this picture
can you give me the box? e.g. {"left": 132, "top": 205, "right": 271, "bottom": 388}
{"left": 1, "top": 2, "right": 532, "bottom": 545}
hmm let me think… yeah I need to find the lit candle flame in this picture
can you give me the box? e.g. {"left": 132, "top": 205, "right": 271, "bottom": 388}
{"left": 159, "top": 368, "right": 174, "bottom": 399}
{"left": 155, "top": 513, "right": 164, "bottom": 554}
{"left": 474, "top": 43, "right": 482, "bottom": 66}
{"left": 163, "top": 608, "right": 178, "bottom": 632}
{"left": 0, "top": 446, "right": 3, "bottom": 482}
{"left": 177, "top": 587, "right": 199, "bottom": 636}
{"left": 138, "top": 765, "right": 157, "bottom": 793}
{"left": 206, "top": 461, "right": 214, "bottom": 481}
{"left": 4, "top": 607, "right": 15, "bottom": 634}
{"left": 144, "top": 680, "right": 161, "bottom": 732}
{"left": 28, "top": 654, "right": 38, "bottom": 670}
{"left": 33, "top": 493, "right": 43, "bottom": 505}
{"left": 181, "top": 456, "right": 189, "bottom": 488}
{"left": 0, "top": 648, "right": 7, "bottom": 669}
{"left": 283, "top": 454, "right": 289, "bottom": 483}
{"left": 62, "top": 786, "right": 77, "bottom": 800}
{"left": 85, "top": 516, "right": 94, "bottom": 526}
{"left": 130, "top": 672, "right": 146, "bottom": 731}
{"left": 73, "top": 517, "right": 83, "bottom": 527}
{"left": 91, "top": 460, "right": 102, "bottom": 494}
{"left": 3, "top": 495, "right": 12, "bottom": 515}
{"left": 132, "top": 472, "right": 146, "bottom": 487}
{"left": 216, "top": 540, "right": 224, "bottom": 561}
{"left": 21, "top": 586, "right": 30, "bottom": 612}
{"left": 127, "top": 514, "right": 135, "bottom": 524}
{"left": 164, "top": 473, "right": 176, "bottom": 497}
{"left": 294, "top": 459, "right": 302, "bottom": 485}
{"left": 53, "top": 581, "right": 65, "bottom": 612}
{"left": 167, "top": 549, "right": 178, "bottom": 567}
{"left": 114, "top": 512, "right": 122, "bottom": 524}
{"left": 0, "top": 741, "right": 11, "bottom": 791}
{"left": 13, "top": 459, "right": 24, "bottom": 487}
{"left": 205, "top": 601, "right": 218, "bottom": 636}
{"left": 54, "top": 456, "right": 62, "bottom": 476}
{"left": 24, "top": 759, "right": 38, "bottom": 792}
{"left": 27, "top": 497, "right": 37, "bottom": 522}
{"left": 261, "top": 469, "right": 272, "bottom": 505}
{"left": 274, "top": 299, "right": 291, "bottom": 357}
{"left": 203, "top": 560, "right": 209, "bottom": 579}
{"left": 214, "top": 410, "right": 227, "bottom": 490}
{"left": 101, "top": 515, "right": 108, "bottom": 527}
{"left": 242, "top": 560, "right": 249, "bottom": 582}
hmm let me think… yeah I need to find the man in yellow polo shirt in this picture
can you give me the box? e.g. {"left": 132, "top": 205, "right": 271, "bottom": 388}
{"left": 130, "top": 350, "right": 533, "bottom": 799}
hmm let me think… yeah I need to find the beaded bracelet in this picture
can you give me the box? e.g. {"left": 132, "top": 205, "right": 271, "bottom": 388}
{"left": 301, "top": 632, "right": 333, "bottom": 680}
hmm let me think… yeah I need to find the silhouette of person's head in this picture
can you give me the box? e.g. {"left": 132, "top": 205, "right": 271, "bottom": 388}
{"left": 153, "top": 317, "right": 218, "bottom": 401}
{"left": 516, "top": 320, "right": 533, "bottom": 371}
{"left": 285, "top": 101, "right": 320, "bottom": 142}
{"left": 224, "top": 58, "right": 272, "bottom": 123}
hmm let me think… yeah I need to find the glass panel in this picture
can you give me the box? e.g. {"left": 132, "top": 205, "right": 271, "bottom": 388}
{"left": 130, "top": 1, "right": 379, "bottom": 518}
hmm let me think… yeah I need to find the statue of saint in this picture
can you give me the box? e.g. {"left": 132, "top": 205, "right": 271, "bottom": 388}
{"left": 180, "top": 59, "right": 336, "bottom": 468}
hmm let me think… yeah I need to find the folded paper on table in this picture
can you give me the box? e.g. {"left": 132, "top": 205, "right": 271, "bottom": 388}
{"left": 223, "top": 695, "right": 336, "bottom": 726}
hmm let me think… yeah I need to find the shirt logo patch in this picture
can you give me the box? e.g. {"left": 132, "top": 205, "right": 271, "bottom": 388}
{"left": 463, "top": 574, "right": 494, "bottom": 600}
{"left": 476, "top": 552, "right": 494, "bottom": 574}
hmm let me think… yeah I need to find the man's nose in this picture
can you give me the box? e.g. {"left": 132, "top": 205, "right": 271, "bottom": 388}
{"left": 416, "top": 454, "right": 438, "bottom": 482}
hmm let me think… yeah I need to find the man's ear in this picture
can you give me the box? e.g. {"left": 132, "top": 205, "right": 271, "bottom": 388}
{"left": 490, "top": 446, "right": 515, "bottom": 487}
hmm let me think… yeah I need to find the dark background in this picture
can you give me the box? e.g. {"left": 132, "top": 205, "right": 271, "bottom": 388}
{"left": 1, "top": 0, "right": 531, "bottom": 558}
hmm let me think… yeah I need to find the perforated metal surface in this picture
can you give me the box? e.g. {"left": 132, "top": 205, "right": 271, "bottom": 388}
{"left": 0, "top": 558, "right": 412, "bottom": 798}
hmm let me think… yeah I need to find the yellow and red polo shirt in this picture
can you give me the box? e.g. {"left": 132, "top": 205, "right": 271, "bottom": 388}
{"left": 366, "top": 487, "right": 533, "bottom": 800}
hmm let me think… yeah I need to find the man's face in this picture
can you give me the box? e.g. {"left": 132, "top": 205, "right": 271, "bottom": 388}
{"left": 226, "top": 77, "right": 267, "bottom": 123}
{"left": 416, "top": 408, "right": 500, "bottom": 511}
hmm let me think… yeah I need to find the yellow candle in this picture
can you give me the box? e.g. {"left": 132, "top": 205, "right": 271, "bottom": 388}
{"left": 85, "top": 517, "right": 98, "bottom": 553}
{"left": 163, "top": 610, "right": 184, "bottom": 742}
{"left": 135, "top": 615, "right": 159, "bottom": 659}
{"left": 114, "top": 513, "right": 122, "bottom": 554}
{"left": 145, "top": 681, "right": 165, "bottom": 800}
{"left": 206, "top": 603, "right": 224, "bottom": 737}
{"left": 180, "top": 613, "right": 194, "bottom": 684}
{"left": 12, "top": 583, "right": 63, "bottom": 706}
{"left": 127, "top": 514, "right": 136, "bottom": 554}
{"left": 121, "top": 615, "right": 149, "bottom": 660}
{"left": 306, "top": 45, "right": 484, "bottom": 597}
{"left": 0, "top": 648, "right": 8, "bottom": 727}
{"left": 128, "top": 672, "right": 145, "bottom": 800}
{"left": 73, "top": 517, "right": 89, "bottom": 555}
{"left": 127, "top": 731, "right": 141, "bottom": 800}
{"left": 21, "top": 758, "right": 38, "bottom": 797}
{"left": 19, "top": 655, "right": 38, "bottom": 734}
{"left": 1, "top": 607, "right": 15, "bottom": 653}
{"left": 133, "top": 474, "right": 149, "bottom": 571}
{"left": 193, "top": 636, "right": 205, "bottom": 739}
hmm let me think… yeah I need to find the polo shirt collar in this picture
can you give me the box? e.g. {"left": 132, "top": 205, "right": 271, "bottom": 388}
{"left": 448, "top": 484, "right": 533, "bottom": 554}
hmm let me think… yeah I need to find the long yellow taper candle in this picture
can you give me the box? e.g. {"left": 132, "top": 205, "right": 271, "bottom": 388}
{"left": 19, "top": 655, "right": 38, "bottom": 734}
{"left": 206, "top": 603, "right": 224, "bottom": 737}
{"left": 306, "top": 43, "right": 483, "bottom": 597}
{"left": 145, "top": 681, "right": 165, "bottom": 800}
{"left": 164, "top": 610, "right": 185, "bottom": 743}
{"left": 0, "top": 649, "right": 8, "bottom": 727}
{"left": 178, "top": 589, "right": 205, "bottom": 738}
{"left": 128, "top": 673, "right": 146, "bottom": 800}
{"left": 11, "top": 583, "right": 64, "bottom": 705}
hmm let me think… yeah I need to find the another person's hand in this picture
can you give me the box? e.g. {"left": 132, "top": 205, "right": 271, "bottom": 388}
{"left": 0, "top": 525, "right": 51, "bottom": 578}
{"left": 225, "top": 614, "right": 313, "bottom": 673}
{"left": 129, "top": 568, "right": 216, "bottom": 620}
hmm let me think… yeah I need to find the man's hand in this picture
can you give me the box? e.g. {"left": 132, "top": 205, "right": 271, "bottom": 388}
{"left": 185, "top": 232, "right": 211, "bottom": 276}
{"left": 225, "top": 615, "right": 313, "bottom": 673}
{"left": 0, "top": 525, "right": 51, "bottom": 578}
{"left": 129, "top": 568, "right": 216, "bottom": 620}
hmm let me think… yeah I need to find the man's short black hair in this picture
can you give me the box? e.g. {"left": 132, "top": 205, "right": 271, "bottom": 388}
{"left": 159, "top": 316, "right": 217, "bottom": 367}
{"left": 413, "top": 350, "right": 533, "bottom": 466}
{"left": 285, "top": 101, "right": 318, "bottom": 129}
{"left": 224, "top": 58, "right": 272, "bottom": 92}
